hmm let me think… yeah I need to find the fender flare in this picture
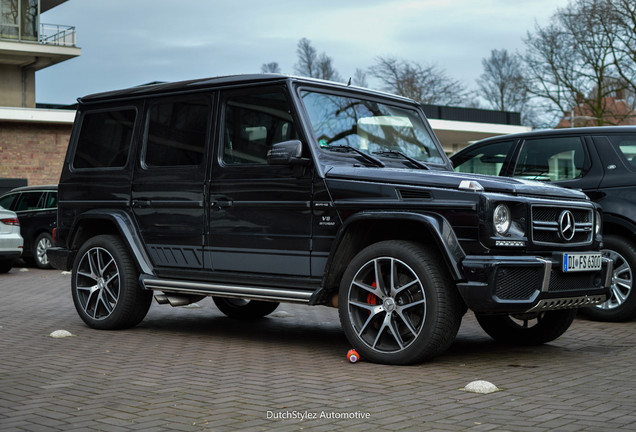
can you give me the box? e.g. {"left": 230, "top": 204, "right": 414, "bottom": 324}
{"left": 309, "top": 210, "right": 466, "bottom": 305}
{"left": 70, "top": 209, "right": 154, "bottom": 275}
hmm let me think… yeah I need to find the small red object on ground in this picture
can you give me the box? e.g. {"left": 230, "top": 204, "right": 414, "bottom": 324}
{"left": 347, "top": 349, "right": 360, "bottom": 363}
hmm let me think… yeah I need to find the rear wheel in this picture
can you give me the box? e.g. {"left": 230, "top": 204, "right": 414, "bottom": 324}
{"left": 338, "top": 240, "right": 463, "bottom": 365}
{"left": 475, "top": 309, "right": 577, "bottom": 345}
{"left": 33, "top": 232, "right": 53, "bottom": 269}
{"left": 213, "top": 297, "right": 280, "bottom": 319}
{"left": 71, "top": 235, "right": 152, "bottom": 329}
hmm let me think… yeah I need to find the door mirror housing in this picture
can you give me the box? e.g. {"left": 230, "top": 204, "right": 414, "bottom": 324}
{"left": 267, "top": 140, "right": 303, "bottom": 165}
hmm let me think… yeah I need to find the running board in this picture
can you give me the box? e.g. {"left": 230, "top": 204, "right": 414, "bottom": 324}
{"left": 140, "top": 275, "right": 313, "bottom": 304}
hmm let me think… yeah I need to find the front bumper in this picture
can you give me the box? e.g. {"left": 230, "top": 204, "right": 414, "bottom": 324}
{"left": 457, "top": 254, "right": 612, "bottom": 314}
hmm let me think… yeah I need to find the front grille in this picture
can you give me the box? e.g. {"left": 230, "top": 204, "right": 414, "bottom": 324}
{"left": 495, "top": 267, "right": 542, "bottom": 300}
{"left": 531, "top": 205, "right": 593, "bottom": 247}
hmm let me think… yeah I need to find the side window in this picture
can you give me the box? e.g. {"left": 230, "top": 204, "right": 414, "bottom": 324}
{"left": 607, "top": 134, "right": 636, "bottom": 171}
{"left": 453, "top": 140, "right": 514, "bottom": 176}
{"left": 15, "top": 192, "right": 43, "bottom": 211}
{"left": 0, "top": 193, "right": 17, "bottom": 210}
{"left": 144, "top": 96, "right": 210, "bottom": 167}
{"left": 45, "top": 192, "right": 57, "bottom": 208}
{"left": 73, "top": 109, "right": 136, "bottom": 169}
{"left": 513, "top": 137, "right": 587, "bottom": 181}
{"left": 222, "top": 89, "right": 296, "bottom": 165}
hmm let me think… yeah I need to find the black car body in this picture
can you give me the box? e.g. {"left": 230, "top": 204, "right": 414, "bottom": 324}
{"left": 451, "top": 126, "right": 636, "bottom": 321}
{"left": 0, "top": 185, "right": 57, "bottom": 268}
{"left": 48, "top": 75, "right": 611, "bottom": 364}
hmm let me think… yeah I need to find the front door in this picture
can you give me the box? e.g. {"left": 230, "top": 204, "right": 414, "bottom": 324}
{"left": 205, "top": 86, "right": 313, "bottom": 276}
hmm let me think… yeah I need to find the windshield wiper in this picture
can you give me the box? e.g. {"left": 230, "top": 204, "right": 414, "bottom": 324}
{"left": 373, "top": 150, "right": 430, "bottom": 170}
{"left": 324, "top": 145, "right": 385, "bottom": 167}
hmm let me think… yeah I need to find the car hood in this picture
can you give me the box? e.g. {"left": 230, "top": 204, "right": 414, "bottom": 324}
{"left": 324, "top": 166, "right": 588, "bottom": 200}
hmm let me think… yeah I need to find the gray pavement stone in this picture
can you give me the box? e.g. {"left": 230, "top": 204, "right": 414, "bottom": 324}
{"left": 2, "top": 266, "right": 636, "bottom": 431}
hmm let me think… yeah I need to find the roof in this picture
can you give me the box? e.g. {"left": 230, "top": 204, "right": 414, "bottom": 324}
{"left": 77, "top": 74, "right": 415, "bottom": 105}
{"left": 3, "top": 185, "right": 58, "bottom": 194}
{"left": 474, "top": 125, "right": 636, "bottom": 144}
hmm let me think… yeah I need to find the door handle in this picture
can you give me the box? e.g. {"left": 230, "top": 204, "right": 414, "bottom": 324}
{"left": 210, "top": 199, "right": 233, "bottom": 209}
{"left": 132, "top": 200, "right": 151, "bottom": 208}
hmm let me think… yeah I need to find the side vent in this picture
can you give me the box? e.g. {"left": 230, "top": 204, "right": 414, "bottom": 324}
{"left": 398, "top": 189, "right": 432, "bottom": 200}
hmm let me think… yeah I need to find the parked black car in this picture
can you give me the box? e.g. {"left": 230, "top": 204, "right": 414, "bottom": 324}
{"left": 451, "top": 126, "right": 636, "bottom": 321}
{"left": 0, "top": 185, "right": 57, "bottom": 268}
{"left": 48, "top": 75, "right": 611, "bottom": 364}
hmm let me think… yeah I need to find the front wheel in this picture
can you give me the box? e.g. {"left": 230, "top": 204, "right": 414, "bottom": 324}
{"left": 213, "top": 297, "right": 280, "bottom": 319}
{"left": 338, "top": 240, "right": 463, "bottom": 365}
{"left": 475, "top": 309, "right": 577, "bottom": 345}
{"left": 580, "top": 235, "right": 636, "bottom": 322}
{"left": 71, "top": 235, "right": 152, "bottom": 330}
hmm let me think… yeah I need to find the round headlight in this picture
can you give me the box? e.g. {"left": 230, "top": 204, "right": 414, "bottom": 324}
{"left": 595, "top": 210, "right": 602, "bottom": 236}
{"left": 494, "top": 204, "right": 511, "bottom": 235}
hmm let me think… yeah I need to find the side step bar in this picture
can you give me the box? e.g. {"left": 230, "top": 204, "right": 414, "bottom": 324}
{"left": 140, "top": 275, "right": 313, "bottom": 304}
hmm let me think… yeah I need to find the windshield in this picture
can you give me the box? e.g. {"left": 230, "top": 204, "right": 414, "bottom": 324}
{"left": 300, "top": 90, "right": 445, "bottom": 165}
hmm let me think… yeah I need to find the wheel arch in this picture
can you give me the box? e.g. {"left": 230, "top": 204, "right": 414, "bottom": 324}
{"left": 311, "top": 211, "right": 465, "bottom": 305}
{"left": 68, "top": 209, "right": 154, "bottom": 275}
{"left": 603, "top": 213, "right": 636, "bottom": 247}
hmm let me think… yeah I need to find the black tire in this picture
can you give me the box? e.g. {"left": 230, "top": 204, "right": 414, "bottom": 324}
{"left": 475, "top": 309, "right": 577, "bottom": 345}
{"left": 0, "top": 259, "right": 13, "bottom": 273}
{"left": 580, "top": 234, "right": 636, "bottom": 322}
{"left": 71, "top": 235, "right": 152, "bottom": 330}
{"left": 338, "top": 240, "right": 464, "bottom": 365}
{"left": 33, "top": 232, "right": 53, "bottom": 269}
{"left": 213, "top": 297, "right": 280, "bottom": 319}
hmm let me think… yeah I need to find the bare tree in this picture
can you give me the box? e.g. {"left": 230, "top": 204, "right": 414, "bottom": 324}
{"left": 595, "top": 0, "right": 636, "bottom": 94}
{"left": 260, "top": 62, "right": 281, "bottom": 74}
{"left": 295, "top": 38, "right": 318, "bottom": 78}
{"left": 352, "top": 68, "right": 368, "bottom": 87}
{"left": 478, "top": 49, "right": 527, "bottom": 112}
{"left": 294, "top": 38, "right": 342, "bottom": 81}
{"left": 369, "top": 56, "right": 468, "bottom": 106}
{"left": 522, "top": 0, "right": 634, "bottom": 126}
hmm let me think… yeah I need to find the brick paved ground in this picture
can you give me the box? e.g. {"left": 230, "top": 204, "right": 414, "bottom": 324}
{"left": 1, "top": 266, "right": 636, "bottom": 432}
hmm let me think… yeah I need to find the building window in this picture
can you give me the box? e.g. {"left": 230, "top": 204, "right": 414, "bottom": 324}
{"left": 0, "top": 0, "right": 38, "bottom": 41}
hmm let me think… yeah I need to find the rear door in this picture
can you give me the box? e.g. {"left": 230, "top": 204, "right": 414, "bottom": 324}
{"left": 131, "top": 94, "right": 213, "bottom": 269}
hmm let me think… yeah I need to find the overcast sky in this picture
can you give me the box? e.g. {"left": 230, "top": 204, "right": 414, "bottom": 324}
{"left": 36, "top": 0, "right": 571, "bottom": 105}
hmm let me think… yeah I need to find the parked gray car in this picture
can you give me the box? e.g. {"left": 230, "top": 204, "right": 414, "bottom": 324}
{"left": 0, "top": 205, "right": 23, "bottom": 273}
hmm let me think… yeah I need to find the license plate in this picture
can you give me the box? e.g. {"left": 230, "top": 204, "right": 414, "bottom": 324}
{"left": 562, "top": 253, "right": 603, "bottom": 272}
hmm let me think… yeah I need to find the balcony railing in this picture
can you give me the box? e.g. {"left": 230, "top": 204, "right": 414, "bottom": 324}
{"left": 39, "top": 23, "right": 76, "bottom": 46}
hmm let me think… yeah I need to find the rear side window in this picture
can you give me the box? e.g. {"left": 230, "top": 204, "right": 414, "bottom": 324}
{"left": 15, "top": 192, "right": 44, "bottom": 211}
{"left": 73, "top": 109, "right": 136, "bottom": 169}
{"left": 513, "top": 137, "right": 587, "bottom": 181}
{"left": 144, "top": 96, "right": 210, "bottom": 167}
{"left": 607, "top": 134, "right": 636, "bottom": 170}
{"left": 0, "top": 193, "right": 17, "bottom": 210}
{"left": 453, "top": 140, "right": 514, "bottom": 176}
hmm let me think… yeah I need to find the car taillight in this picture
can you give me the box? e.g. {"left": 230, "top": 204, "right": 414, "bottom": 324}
{"left": 1, "top": 218, "right": 19, "bottom": 226}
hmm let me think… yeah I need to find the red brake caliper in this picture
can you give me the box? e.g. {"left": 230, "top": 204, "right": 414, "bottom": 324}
{"left": 367, "top": 281, "right": 379, "bottom": 309}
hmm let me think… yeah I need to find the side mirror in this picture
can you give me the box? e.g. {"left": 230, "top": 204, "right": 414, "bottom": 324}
{"left": 267, "top": 140, "right": 303, "bottom": 165}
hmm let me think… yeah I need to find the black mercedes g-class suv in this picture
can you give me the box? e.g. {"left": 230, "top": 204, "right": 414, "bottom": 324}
{"left": 49, "top": 75, "right": 611, "bottom": 364}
